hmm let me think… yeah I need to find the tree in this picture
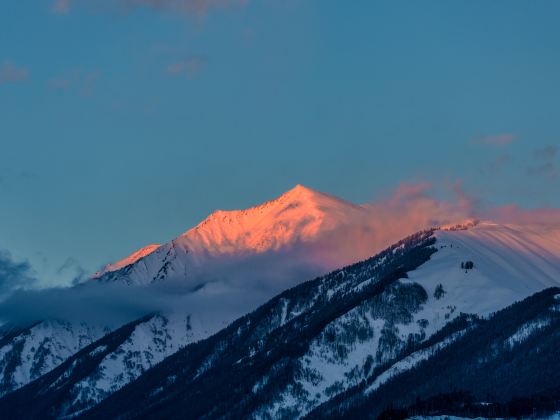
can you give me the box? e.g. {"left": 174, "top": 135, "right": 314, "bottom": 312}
{"left": 461, "top": 261, "right": 474, "bottom": 270}
{"left": 434, "top": 284, "right": 446, "bottom": 300}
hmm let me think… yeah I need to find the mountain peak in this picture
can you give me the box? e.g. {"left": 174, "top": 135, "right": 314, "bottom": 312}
{"left": 94, "top": 244, "right": 160, "bottom": 278}
{"left": 283, "top": 184, "right": 315, "bottom": 196}
{"left": 95, "top": 185, "right": 364, "bottom": 280}
{"left": 276, "top": 184, "right": 359, "bottom": 210}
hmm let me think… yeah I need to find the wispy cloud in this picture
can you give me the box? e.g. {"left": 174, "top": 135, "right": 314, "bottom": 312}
{"left": 48, "top": 76, "right": 73, "bottom": 90}
{"left": 480, "top": 153, "right": 511, "bottom": 175}
{"left": 51, "top": 0, "right": 248, "bottom": 16}
{"left": 474, "top": 133, "right": 516, "bottom": 146}
{"left": 52, "top": 0, "right": 71, "bottom": 14}
{"left": 167, "top": 56, "right": 206, "bottom": 79}
{"left": 57, "top": 257, "right": 89, "bottom": 285}
{"left": 527, "top": 145, "right": 559, "bottom": 180}
{"left": 81, "top": 70, "right": 101, "bottom": 96}
{"left": 48, "top": 70, "right": 101, "bottom": 96}
{"left": 0, "top": 61, "right": 29, "bottom": 85}
{"left": 0, "top": 251, "right": 37, "bottom": 298}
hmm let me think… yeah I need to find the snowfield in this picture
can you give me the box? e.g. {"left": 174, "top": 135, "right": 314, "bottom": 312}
{"left": 415, "top": 222, "right": 560, "bottom": 318}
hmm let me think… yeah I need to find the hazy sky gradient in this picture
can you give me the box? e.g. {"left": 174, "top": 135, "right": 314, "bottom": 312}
{"left": 1, "top": 1, "right": 559, "bottom": 285}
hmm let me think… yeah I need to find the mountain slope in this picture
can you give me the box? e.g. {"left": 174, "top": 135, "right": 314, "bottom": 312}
{"left": 0, "top": 321, "right": 107, "bottom": 397}
{"left": 94, "top": 244, "right": 160, "bottom": 277}
{"left": 78, "top": 223, "right": 560, "bottom": 419}
{"left": 309, "top": 287, "right": 560, "bottom": 419}
{"left": 2, "top": 222, "right": 560, "bottom": 418}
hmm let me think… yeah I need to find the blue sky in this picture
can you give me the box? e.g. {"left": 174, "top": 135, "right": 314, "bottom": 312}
{"left": 1, "top": 0, "right": 559, "bottom": 285}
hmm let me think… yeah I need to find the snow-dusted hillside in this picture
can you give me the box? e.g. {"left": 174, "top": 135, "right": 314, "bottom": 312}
{"left": 0, "top": 321, "right": 108, "bottom": 397}
{"left": 413, "top": 222, "right": 560, "bottom": 317}
{"left": 250, "top": 223, "right": 560, "bottom": 418}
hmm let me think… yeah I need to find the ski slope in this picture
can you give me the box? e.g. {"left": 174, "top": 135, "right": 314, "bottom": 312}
{"left": 414, "top": 221, "right": 560, "bottom": 318}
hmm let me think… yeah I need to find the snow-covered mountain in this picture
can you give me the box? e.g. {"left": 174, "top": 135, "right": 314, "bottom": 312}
{"left": 1, "top": 184, "right": 560, "bottom": 418}
{"left": 3, "top": 221, "right": 560, "bottom": 418}
{"left": 75, "top": 223, "right": 559, "bottom": 419}
{"left": 94, "top": 184, "right": 368, "bottom": 287}
{"left": 0, "top": 185, "right": 370, "bottom": 400}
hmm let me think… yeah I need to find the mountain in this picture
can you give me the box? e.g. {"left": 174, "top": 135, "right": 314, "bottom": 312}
{"left": 76, "top": 223, "right": 560, "bottom": 419}
{"left": 0, "top": 230, "right": 438, "bottom": 418}
{"left": 96, "top": 185, "right": 365, "bottom": 278}
{"left": 94, "top": 184, "right": 368, "bottom": 287}
{"left": 1, "top": 184, "right": 560, "bottom": 418}
{"left": 3, "top": 221, "right": 560, "bottom": 418}
{"left": 0, "top": 185, "right": 369, "bottom": 399}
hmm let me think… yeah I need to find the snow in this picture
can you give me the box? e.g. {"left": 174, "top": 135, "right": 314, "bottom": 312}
{"left": 0, "top": 320, "right": 106, "bottom": 396}
{"left": 505, "top": 318, "right": 552, "bottom": 348}
{"left": 262, "top": 282, "right": 427, "bottom": 417}
{"left": 88, "top": 344, "right": 108, "bottom": 357}
{"left": 410, "top": 222, "right": 560, "bottom": 318}
{"left": 94, "top": 244, "right": 160, "bottom": 277}
{"left": 366, "top": 330, "right": 466, "bottom": 394}
{"left": 67, "top": 313, "right": 211, "bottom": 412}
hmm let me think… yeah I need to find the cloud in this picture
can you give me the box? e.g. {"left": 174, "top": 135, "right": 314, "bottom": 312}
{"left": 527, "top": 145, "right": 559, "bottom": 180}
{"left": 51, "top": 0, "right": 248, "bottom": 16}
{"left": 0, "top": 61, "right": 29, "bottom": 85}
{"left": 486, "top": 205, "right": 560, "bottom": 226}
{"left": 480, "top": 153, "right": 511, "bottom": 176}
{"left": 52, "top": 0, "right": 71, "bottom": 14}
{"left": 124, "top": 0, "right": 251, "bottom": 16}
{"left": 57, "top": 257, "right": 89, "bottom": 285}
{"left": 0, "top": 282, "right": 159, "bottom": 326}
{"left": 48, "top": 70, "right": 101, "bottom": 96}
{"left": 0, "top": 251, "right": 37, "bottom": 297}
{"left": 534, "top": 145, "right": 558, "bottom": 159}
{"left": 167, "top": 56, "right": 206, "bottom": 79}
{"left": 81, "top": 70, "right": 101, "bottom": 96}
{"left": 48, "top": 76, "right": 73, "bottom": 90}
{"left": 474, "top": 134, "right": 516, "bottom": 146}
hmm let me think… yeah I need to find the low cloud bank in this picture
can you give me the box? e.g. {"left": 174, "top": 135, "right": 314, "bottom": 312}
{"left": 2, "top": 181, "right": 560, "bottom": 327}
